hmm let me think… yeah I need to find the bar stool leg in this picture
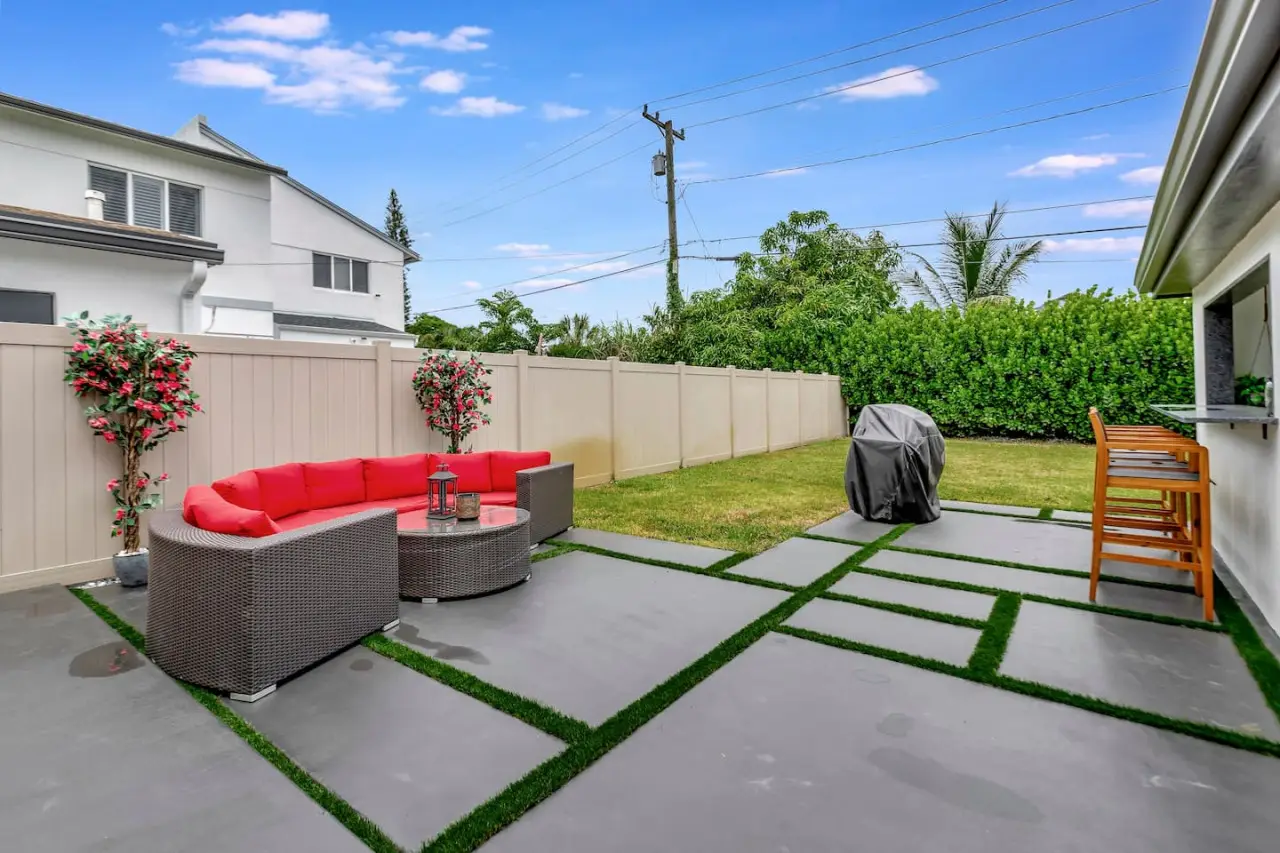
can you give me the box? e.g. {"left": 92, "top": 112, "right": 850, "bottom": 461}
{"left": 1089, "top": 466, "right": 1105, "bottom": 602}
{"left": 1199, "top": 480, "right": 1214, "bottom": 621}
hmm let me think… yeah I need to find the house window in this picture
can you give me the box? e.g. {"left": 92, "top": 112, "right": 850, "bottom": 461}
{"left": 311, "top": 253, "right": 371, "bottom": 294}
{"left": 87, "top": 164, "right": 203, "bottom": 237}
{"left": 0, "top": 289, "right": 55, "bottom": 324}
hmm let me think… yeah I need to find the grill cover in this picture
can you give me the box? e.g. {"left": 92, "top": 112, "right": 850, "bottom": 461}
{"left": 845, "top": 404, "right": 945, "bottom": 524}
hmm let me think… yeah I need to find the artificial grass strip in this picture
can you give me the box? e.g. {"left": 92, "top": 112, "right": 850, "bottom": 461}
{"left": 530, "top": 546, "right": 568, "bottom": 563}
{"left": 551, "top": 540, "right": 799, "bottom": 594}
{"left": 817, "top": 589, "right": 987, "bottom": 630}
{"left": 967, "top": 593, "right": 1020, "bottom": 676}
{"left": 1214, "top": 581, "right": 1280, "bottom": 726}
{"left": 707, "top": 552, "right": 754, "bottom": 573}
{"left": 778, "top": 622, "right": 1280, "bottom": 759}
{"left": 363, "top": 634, "right": 592, "bottom": 745}
{"left": 69, "top": 588, "right": 401, "bottom": 853}
{"left": 1037, "top": 507, "right": 1054, "bottom": 520}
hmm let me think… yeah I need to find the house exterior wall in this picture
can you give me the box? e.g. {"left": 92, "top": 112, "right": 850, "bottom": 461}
{"left": 0, "top": 237, "right": 190, "bottom": 329}
{"left": 1190, "top": 197, "right": 1280, "bottom": 632}
{"left": 279, "top": 327, "right": 415, "bottom": 347}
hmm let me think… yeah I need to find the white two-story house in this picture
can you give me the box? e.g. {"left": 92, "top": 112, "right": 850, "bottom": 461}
{"left": 0, "top": 92, "right": 419, "bottom": 345}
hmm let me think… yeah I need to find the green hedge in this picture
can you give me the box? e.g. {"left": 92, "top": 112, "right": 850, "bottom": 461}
{"left": 829, "top": 289, "right": 1195, "bottom": 441}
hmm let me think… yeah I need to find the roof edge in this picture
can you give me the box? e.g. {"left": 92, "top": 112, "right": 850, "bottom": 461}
{"left": 0, "top": 208, "right": 225, "bottom": 265}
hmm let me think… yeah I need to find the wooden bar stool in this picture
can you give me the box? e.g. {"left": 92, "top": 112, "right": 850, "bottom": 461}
{"left": 1087, "top": 408, "right": 1213, "bottom": 620}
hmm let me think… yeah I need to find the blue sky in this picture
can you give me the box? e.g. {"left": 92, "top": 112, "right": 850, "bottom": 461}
{"left": 0, "top": 0, "right": 1210, "bottom": 327}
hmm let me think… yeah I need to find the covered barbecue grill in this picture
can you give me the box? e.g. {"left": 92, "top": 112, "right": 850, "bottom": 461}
{"left": 845, "top": 404, "right": 945, "bottom": 524}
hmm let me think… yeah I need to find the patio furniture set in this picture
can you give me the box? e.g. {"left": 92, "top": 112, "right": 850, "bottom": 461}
{"left": 149, "top": 450, "right": 574, "bottom": 701}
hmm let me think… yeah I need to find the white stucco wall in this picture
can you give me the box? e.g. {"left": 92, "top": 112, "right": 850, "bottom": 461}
{"left": 0, "top": 237, "right": 190, "bottom": 329}
{"left": 1191, "top": 197, "right": 1280, "bottom": 631}
{"left": 278, "top": 327, "right": 414, "bottom": 347}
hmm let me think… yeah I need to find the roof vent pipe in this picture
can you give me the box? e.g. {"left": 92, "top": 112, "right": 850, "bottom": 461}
{"left": 84, "top": 190, "right": 105, "bottom": 221}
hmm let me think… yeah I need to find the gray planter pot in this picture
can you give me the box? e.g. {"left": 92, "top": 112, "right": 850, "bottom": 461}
{"left": 113, "top": 550, "right": 149, "bottom": 587}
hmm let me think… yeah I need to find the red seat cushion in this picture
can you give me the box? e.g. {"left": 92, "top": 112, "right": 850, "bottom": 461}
{"left": 253, "top": 463, "right": 309, "bottom": 519}
{"left": 303, "top": 458, "right": 366, "bottom": 510}
{"left": 433, "top": 452, "right": 492, "bottom": 493}
{"left": 273, "top": 505, "right": 361, "bottom": 532}
{"left": 479, "top": 490, "right": 518, "bottom": 507}
{"left": 361, "top": 496, "right": 431, "bottom": 514}
{"left": 185, "top": 485, "right": 280, "bottom": 537}
{"left": 489, "top": 450, "right": 551, "bottom": 492}
{"left": 363, "top": 454, "right": 430, "bottom": 501}
{"left": 210, "top": 470, "right": 262, "bottom": 511}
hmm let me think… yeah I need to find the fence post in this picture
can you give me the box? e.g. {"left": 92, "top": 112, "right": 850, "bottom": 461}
{"left": 727, "top": 365, "right": 737, "bottom": 458}
{"left": 821, "top": 373, "right": 831, "bottom": 440}
{"left": 608, "top": 357, "right": 621, "bottom": 481}
{"left": 676, "top": 361, "right": 686, "bottom": 468}
{"left": 515, "top": 350, "right": 530, "bottom": 451}
{"left": 763, "top": 368, "right": 773, "bottom": 452}
{"left": 795, "top": 369, "right": 804, "bottom": 446}
{"left": 374, "top": 341, "right": 394, "bottom": 455}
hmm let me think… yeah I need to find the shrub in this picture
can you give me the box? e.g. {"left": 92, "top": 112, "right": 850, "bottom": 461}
{"left": 412, "top": 350, "right": 493, "bottom": 453}
{"left": 834, "top": 289, "right": 1194, "bottom": 440}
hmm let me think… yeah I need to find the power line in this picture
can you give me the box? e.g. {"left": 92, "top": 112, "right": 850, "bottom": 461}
{"left": 664, "top": 0, "right": 1080, "bottom": 114}
{"left": 432, "top": 244, "right": 666, "bottom": 300}
{"left": 426, "top": 260, "right": 669, "bottom": 313}
{"left": 686, "top": 0, "right": 1162, "bottom": 129}
{"left": 687, "top": 85, "right": 1185, "bottom": 185}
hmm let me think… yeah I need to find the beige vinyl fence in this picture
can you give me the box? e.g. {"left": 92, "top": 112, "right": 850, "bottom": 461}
{"left": 0, "top": 322, "right": 848, "bottom": 592}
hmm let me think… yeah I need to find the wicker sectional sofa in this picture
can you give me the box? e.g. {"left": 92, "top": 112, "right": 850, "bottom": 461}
{"left": 148, "top": 450, "right": 574, "bottom": 700}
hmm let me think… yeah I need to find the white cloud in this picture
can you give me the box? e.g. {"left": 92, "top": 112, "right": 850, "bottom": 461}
{"left": 1122, "top": 165, "right": 1164, "bottom": 185}
{"left": 462, "top": 280, "right": 482, "bottom": 289}
{"left": 1011, "top": 153, "right": 1140, "bottom": 178}
{"left": 1043, "top": 236, "right": 1145, "bottom": 253}
{"left": 1082, "top": 133, "right": 1111, "bottom": 141}
{"left": 385, "top": 26, "right": 491, "bottom": 52}
{"left": 825, "top": 65, "right": 939, "bottom": 101}
{"left": 183, "top": 38, "right": 405, "bottom": 111}
{"left": 421, "top": 70, "right": 467, "bottom": 94}
{"left": 160, "top": 22, "right": 200, "bottom": 37}
{"left": 517, "top": 277, "right": 576, "bottom": 290}
{"left": 542, "top": 102, "right": 589, "bottom": 121}
{"left": 1082, "top": 199, "right": 1154, "bottom": 218}
{"left": 175, "top": 58, "right": 277, "bottom": 89}
{"left": 432, "top": 96, "right": 524, "bottom": 117}
{"left": 568, "top": 71, "right": 584, "bottom": 79}
{"left": 760, "top": 167, "right": 809, "bottom": 179}
{"left": 494, "top": 242, "right": 550, "bottom": 256}
{"left": 215, "top": 10, "right": 329, "bottom": 40}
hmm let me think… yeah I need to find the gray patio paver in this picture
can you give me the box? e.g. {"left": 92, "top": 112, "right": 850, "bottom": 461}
{"left": 0, "top": 585, "right": 365, "bottom": 853}
{"left": 865, "top": 549, "right": 1208, "bottom": 621}
{"left": 1052, "top": 509, "right": 1094, "bottom": 522}
{"left": 396, "top": 549, "right": 787, "bottom": 724}
{"left": 237, "top": 646, "right": 563, "bottom": 849}
{"left": 726, "top": 537, "right": 859, "bottom": 586}
{"left": 552, "top": 527, "right": 733, "bottom": 567}
{"left": 829, "top": 572, "right": 997, "bottom": 621}
{"left": 806, "top": 510, "right": 897, "bottom": 543}
{"left": 480, "top": 634, "right": 1280, "bottom": 853}
{"left": 942, "top": 499, "right": 1042, "bottom": 517}
{"left": 1002, "top": 602, "right": 1280, "bottom": 738}
{"left": 87, "top": 582, "right": 148, "bottom": 633}
{"left": 785, "top": 598, "right": 982, "bottom": 666}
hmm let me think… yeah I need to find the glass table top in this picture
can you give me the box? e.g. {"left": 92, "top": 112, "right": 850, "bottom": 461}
{"left": 396, "top": 505, "right": 528, "bottom": 535}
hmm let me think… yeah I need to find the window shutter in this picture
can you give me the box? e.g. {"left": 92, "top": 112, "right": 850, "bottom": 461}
{"left": 131, "top": 175, "right": 164, "bottom": 229}
{"left": 88, "top": 166, "right": 128, "bottom": 223}
{"left": 313, "top": 254, "right": 332, "bottom": 288}
{"left": 168, "top": 184, "right": 201, "bottom": 236}
{"left": 352, "top": 260, "right": 369, "bottom": 293}
{"left": 333, "top": 257, "right": 351, "bottom": 291}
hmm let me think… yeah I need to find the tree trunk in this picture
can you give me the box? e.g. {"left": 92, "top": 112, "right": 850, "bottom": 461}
{"left": 121, "top": 413, "right": 142, "bottom": 553}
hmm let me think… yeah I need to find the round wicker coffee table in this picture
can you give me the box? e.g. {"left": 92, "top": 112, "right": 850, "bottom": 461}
{"left": 396, "top": 506, "right": 531, "bottom": 601}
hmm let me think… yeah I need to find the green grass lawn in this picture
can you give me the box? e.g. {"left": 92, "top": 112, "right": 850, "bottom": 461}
{"left": 574, "top": 438, "right": 1097, "bottom": 553}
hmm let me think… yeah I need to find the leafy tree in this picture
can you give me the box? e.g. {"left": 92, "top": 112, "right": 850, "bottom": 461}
{"left": 406, "top": 313, "right": 474, "bottom": 350}
{"left": 900, "top": 201, "right": 1041, "bottom": 310}
{"left": 475, "top": 289, "right": 543, "bottom": 353}
{"left": 384, "top": 189, "right": 414, "bottom": 325}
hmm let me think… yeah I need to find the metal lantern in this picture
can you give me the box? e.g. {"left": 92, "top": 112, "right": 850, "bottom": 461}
{"left": 427, "top": 463, "right": 458, "bottom": 520}
{"left": 651, "top": 151, "right": 668, "bottom": 176}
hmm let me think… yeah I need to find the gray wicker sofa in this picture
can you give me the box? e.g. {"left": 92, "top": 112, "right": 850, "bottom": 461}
{"left": 147, "top": 509, "right": 400, "bottom": 701}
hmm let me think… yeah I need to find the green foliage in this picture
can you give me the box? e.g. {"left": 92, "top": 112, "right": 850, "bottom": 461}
{"left": 384, "top": 188, "right": 414, "bottom": 326}
{"left": 1236, "top": 373, "right": 1267, "bottom": 407}
{"left": 412, "top": 351, "right": 493, "bottom": 453}
{"left": 407, "top": 313, "right": 471, "bottom": 350}
{"left": 835, "top": 288, "right": 1194, "bottom": 440}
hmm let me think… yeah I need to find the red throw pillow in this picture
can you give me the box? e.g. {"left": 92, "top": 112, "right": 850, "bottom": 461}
{"left": 182, "top": 484, "right": 216, "bottom": 524}
{"left": 363, "top": 454, "right": 430, "bottom": 500}
{"left": 489, "top": 450, "right": 551, "bottom": 492}
{"left": 253, "top": 463, "right": 309, "bottom": 519}
{"left": 432, "top": 452, "right": 492, "bottom": 493}
{"left": 187, "top": 486, "right": 281, "bottom": 537}
{"left": 302, "top": 458, "right": 366, "bottom": 510}
{"left": 210, "top": 470, "right": 262, "bottom": 511}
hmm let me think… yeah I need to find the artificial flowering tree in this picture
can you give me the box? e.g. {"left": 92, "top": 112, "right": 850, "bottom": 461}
{"left": 411, "top": 350, "right": 493, "bottom": 453}
{"left": 63, "top": 314, "right": 201, "bottom": 575}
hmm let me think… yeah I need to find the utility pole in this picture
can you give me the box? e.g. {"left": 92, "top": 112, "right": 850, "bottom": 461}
{"left": 643, "top": 105, "right": 686, "bottom": 314}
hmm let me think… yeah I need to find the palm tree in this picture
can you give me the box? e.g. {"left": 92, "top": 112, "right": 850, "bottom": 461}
{"left": 559, "top": 313, "right": 592, "bottom": 349}
{"left": 901, "top": 202, "right": 1042, "bottom": 309}
{"left": 475, "top": 289, "right": 539, "bottom": 352}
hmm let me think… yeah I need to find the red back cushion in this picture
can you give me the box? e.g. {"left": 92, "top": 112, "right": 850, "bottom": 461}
{"left": 302, "top": 458, "right": 366, "bottom": 510}
{"left": 210, "top": 470, "right": 262, "bottom": 511}
{"left": 432, "top": 452, "right": 492, "bottom": 493}
{"left": 253, "top": 463, "right": 309, "bottom": 519}
{"left": 185, "top": 485, "right": 280, "bottom": 537}
{"left": 489, "top": 450, "right": 552, "bottom": 492}
{"left": 363, "top": 454, "right": 430, "bottom": 500}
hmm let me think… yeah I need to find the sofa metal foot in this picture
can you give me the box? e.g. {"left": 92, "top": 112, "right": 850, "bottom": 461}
{"left": 229, "top": 684, "right": 277, "bottom": 703}
{"left": 418, "top": 597, "right": 439, "bottom": 604}
{"left": 382, "top": 618, "right": 401, "bottom": 631}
